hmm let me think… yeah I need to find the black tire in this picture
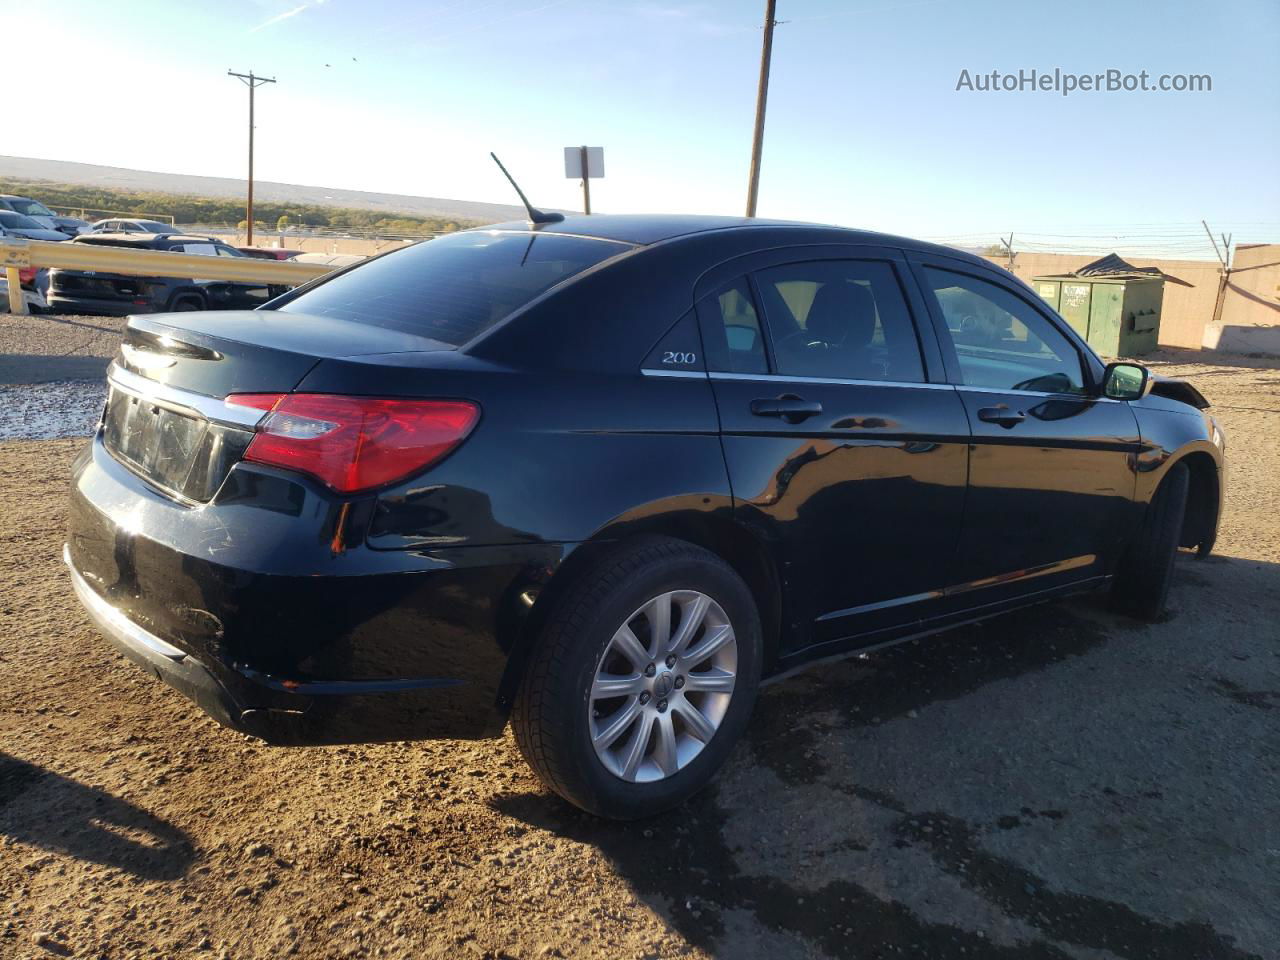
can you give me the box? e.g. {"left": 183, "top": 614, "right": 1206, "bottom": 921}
{"left": 512, "top": 536, "right": 762, "bottom": 819}
{"left": 1110, "top": 462, "right": 1190, "bottom": 620}
{"left": 172, "top": 295, "right": 205, "bottom": 312}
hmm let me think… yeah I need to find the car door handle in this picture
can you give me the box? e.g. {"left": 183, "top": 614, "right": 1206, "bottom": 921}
{"left": 751, "top": 394, "right": 823, "bottom": 424}
{"left": 977, "top": 405, "right": 1026, "bottom": 428}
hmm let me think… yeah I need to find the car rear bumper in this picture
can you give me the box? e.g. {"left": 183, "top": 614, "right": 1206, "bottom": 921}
{"left": 66, "top": 435, "right": 566, "bottom": 744}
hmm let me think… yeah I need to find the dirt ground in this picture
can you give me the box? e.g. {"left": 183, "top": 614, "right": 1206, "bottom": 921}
{"left": 1, "top": 316, "right": 1277, "bottom": 959}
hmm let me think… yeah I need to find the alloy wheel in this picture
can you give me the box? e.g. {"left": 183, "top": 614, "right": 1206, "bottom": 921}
{"left": 588, "top": 590, "right": 738, "bottom": 783}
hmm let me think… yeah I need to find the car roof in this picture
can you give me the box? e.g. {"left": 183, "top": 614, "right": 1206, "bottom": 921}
{"left": 477, "top": 213, "right": 987, "bottom": 265}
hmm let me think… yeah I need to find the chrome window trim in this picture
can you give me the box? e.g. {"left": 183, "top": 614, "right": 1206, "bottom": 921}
{"left": 707, "top": 371, "right": 956, "bottom": 391}
{"left": 107, "top": 363, "right": 265, "bottom": 429}
{"left": 957, "top": 383, "right": 1122, "bottom": 403}
{"left": 639, "top": 368, "right": 708, "bottom": 379}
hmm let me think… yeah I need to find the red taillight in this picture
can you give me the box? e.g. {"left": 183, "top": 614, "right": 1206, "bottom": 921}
{"left": 225, "top": 393, "right": 479, "bottom": 494}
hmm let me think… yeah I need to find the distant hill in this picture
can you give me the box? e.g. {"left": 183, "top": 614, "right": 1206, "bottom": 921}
{"left": 0, "top": 155, "right": 532, "bottom": 224}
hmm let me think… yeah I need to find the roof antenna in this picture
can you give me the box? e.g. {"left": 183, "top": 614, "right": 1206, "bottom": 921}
{"left": 490, "top": 152, "right": 564, "bottom": 225}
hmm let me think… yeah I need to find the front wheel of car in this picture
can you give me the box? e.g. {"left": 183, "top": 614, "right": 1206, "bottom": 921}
{"left": 1110, "top": 461, "right": 1190, "bottom": 620}
{"left": 512, "top": 537, "right": 761, "bottom": 819}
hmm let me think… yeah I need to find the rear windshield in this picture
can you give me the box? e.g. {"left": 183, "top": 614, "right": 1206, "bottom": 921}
{"left": 276, "top": 231, "right": 632, "bottom": 346}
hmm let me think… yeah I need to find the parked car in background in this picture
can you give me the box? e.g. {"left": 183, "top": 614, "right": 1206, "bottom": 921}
{"left": 63, "top": 215, "right": 1225, "bottom": 819}
{"left": 237, "top": 246, "right": 304, "bottom": 260}
{"left": 0, "top": 211, "right": 70, "bottom": 242}
{"left": 46, "top": 233, "right": 289, "bottom": 316}
{"left": 0, "top": 194, "right": 87, "bottom": 236}
{"left": 88, "top": 218, "right": 181, "bottom": 235}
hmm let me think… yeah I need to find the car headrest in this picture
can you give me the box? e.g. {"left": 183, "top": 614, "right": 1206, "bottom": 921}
{"left": 805, "top": 282, "right": 877, "bottom": 347}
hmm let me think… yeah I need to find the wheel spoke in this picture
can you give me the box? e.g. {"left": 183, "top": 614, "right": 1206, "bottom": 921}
{"left": 610, "top": 623, "right": 650, "bottom": 670}
{"left": 682, "top": 667, "right": 735, "bottom": 694}
{"left": 681, "top": 623, "right": 733, "bottom": 667}
{"left": 591, "top": 672, "right": 645, "bottom": 699}
{"left": 619, "top": 711, "right": 654, "bottom": 780}
{"left": 667, "top": 593, "right": 710, "bottom": 657}
{"left": 652, "top": 712, "right": 678, "bottom": 776}
{"left": 645, "top": 594, "right": 671, "bottom": 658}
{"left": 674, "top": 699, "right": 717, "bottom": 743}
{"left": 592, "top": 696, "right": 641, "bottom": 749}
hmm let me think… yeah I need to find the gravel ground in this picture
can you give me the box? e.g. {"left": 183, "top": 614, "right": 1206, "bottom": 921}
{"left": 0, "top": 314, "right": 118, "bottom": 441}
{"left": 1, "top": 317, "right": 1277, "bottom": 959}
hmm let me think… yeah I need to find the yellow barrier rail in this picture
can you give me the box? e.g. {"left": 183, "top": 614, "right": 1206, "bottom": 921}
{"left": 1, "top": 238, "right": 338, "bottom": 315}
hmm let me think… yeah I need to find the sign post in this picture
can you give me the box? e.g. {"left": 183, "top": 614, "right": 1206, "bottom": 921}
{"left": 564, "top": 146, "right": 604, "bottom": 215}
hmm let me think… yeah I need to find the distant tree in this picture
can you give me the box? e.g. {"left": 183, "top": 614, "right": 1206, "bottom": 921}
{"left": 276, "top": 214, "right": 291, "bottom": 232}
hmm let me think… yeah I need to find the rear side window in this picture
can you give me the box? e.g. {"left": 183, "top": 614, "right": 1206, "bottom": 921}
{"left": 277, "top": 231, "right": 632, "bottom": 347}
{"left": 755, "top": 260, "right": 925, "bottom": 383}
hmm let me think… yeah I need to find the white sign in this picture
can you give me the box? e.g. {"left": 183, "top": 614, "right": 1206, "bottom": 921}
{"left": 564, "top": 146, "right": 605, "bottom": 179}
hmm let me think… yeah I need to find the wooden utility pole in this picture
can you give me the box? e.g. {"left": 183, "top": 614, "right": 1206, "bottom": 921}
{"left": 745, "top": 0, "right": 778, "bottom": 217}
{"left": 228, "top": 70, "right": 276, "bottom": 246}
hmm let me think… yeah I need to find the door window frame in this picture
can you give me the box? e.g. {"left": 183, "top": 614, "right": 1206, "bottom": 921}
{"left": 693, "top": 245, "right": 949, "bottom": 386}
{"left": 905, "top": 253, "right": 1107, "bottom": 396}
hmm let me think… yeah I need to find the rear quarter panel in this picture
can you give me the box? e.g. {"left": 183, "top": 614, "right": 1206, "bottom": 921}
{"left": 294, "top": 353, "right": 735, "bottom": 550}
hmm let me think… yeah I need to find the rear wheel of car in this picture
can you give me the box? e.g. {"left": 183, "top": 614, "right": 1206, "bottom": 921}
{"left": 512, "top": 537, "right": 761, "bottom": 819}
{"left": 1110, "top": 462, "right": 1190, "bottom": 620}
{"left": 172, "top": 295, "right": 205, "bottom": 311}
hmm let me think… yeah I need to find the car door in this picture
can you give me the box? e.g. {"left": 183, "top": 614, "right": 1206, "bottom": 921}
{"left": 910, "top": 256, "right": 1140, "bottom": 599}
{"left": 698, "top": 252, "right": 971, "bottom": 657}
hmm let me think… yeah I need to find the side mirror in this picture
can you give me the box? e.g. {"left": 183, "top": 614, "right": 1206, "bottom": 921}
{"left": 1102, "top": 361, "right": 1150, "bottom": 401}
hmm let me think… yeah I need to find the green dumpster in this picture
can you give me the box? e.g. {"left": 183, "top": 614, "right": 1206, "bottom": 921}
{"left": 1031, "top": 254, "right": 1187, "bottom": 358}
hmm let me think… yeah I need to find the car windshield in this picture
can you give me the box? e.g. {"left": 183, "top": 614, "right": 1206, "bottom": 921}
{"left": 277, "top": 230, "right": 633, "bottom": 346}
{"left": 0, "top": 211, "right": 41, "bottom": 229}
{"left": 8, "top": 199, "right": 54, "bottom": 218}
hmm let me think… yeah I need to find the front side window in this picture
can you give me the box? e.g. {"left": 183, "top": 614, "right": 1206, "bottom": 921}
{"left": 924, "top": 267, "right": 1085, "bottom": 394}
{"left": 755, "top": 260, "right": 925, "bottom": 382}
{"left": 278, "top": 231, "right": 631, "bottom": 347}
{"left": 182, "top": 243, "right": 218, "bottom": 256}
{"left": 698, "top": 279, "right": 768, "bottom": 374}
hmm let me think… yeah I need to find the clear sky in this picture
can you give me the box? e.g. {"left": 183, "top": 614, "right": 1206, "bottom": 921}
{"left": 7, "top": 0, "right": 1278, "bottom": 256}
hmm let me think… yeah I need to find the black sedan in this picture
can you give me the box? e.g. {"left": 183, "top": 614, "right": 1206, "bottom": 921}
{"left": 65, "top": 215, "right": 1225, "bottom": 819}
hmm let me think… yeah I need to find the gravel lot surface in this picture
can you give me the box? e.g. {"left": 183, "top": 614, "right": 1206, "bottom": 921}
{"left": 1, "top": 315, "right": 1277, "bottom": 959}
